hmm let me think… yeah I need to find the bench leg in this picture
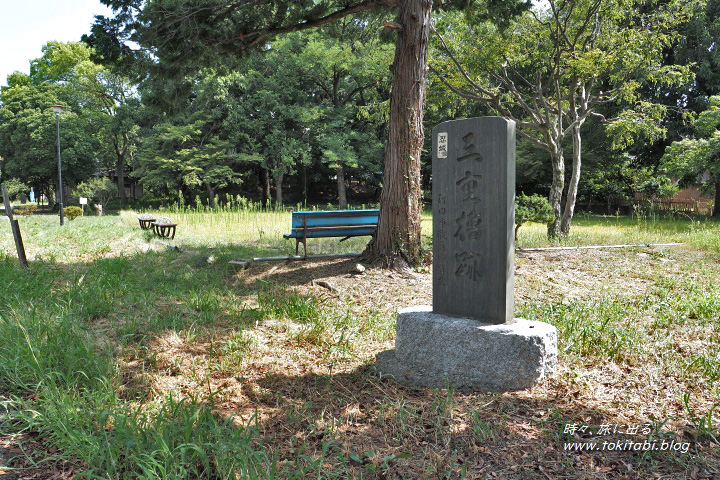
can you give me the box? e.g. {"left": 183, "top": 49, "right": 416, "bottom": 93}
{"left": 302, "top": 238, "right": 307, "bottom": 258}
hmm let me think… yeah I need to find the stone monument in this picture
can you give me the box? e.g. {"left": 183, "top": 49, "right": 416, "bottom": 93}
{"left": 375, "top": 117, "right": 557, "bottom": 391}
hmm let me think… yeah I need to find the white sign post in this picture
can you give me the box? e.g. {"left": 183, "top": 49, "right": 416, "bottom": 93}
{"left": 80, "top": 197, "right": 87, "bottom": 216}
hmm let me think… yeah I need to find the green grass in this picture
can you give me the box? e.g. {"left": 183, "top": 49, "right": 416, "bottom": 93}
{"left": 515, "top": 212, "right": 720, "bottom": 249}
{"left": 129, "top": 199, "right": 390, "bottom": 254}
{"left": 11, "top": 388, "right": 276, "bottom": 479}
{"left": 0, "top": 208, "right": 718, "bottom": 478}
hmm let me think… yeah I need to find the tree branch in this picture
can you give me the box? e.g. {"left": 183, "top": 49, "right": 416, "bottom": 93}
{"left": 429, "top": 23, "right": 497, "bottom": 98}
{"left": 213, "top": 0, "right": 397, "bottom": 50}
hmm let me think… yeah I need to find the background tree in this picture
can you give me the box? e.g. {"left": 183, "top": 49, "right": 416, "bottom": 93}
{"left": 0, "top": 178, "right": 29, "bottom": 201}
{"left": 661, "top": 95, "right": 720, "bottom": 216}
{"left": 75, "top": 68, "right": 140, "bottom": 205}
{"left": 0, "top": 72, "right": 98, "bottom": 204}
{"left": 0, "top": 41, "right": 141, "bottom": 206}
{"left": 134, "top": 117, "right": 241, "bottom": 203}
{"left": 42, "top": 41, "right": 142, "bottom": 205}
{"left": 295, "top": 21, "right": 392, "bottom": 208}
{"left": 623, "top": 0, "right": 720, "bottom": 194}
{"left": 431, "top": 0, "right": 691, "bottom": 237}
{"left": 515, "top": 193, "right": 554, "bottom": 240}
{"left": 74, "top": 176, "right": 117, "bottom": 206}
{"left": 220, "top": 43, "right": 313, "bottom": 205}
{"left": 85, "top": 0, "right": 529, "bottom": 266}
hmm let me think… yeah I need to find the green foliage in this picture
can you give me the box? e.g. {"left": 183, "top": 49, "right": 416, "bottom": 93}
{"left": 662, "top": 95, "right": 720, "bottom": 204}
{"left": 0, "top": 41, "right": 140, "bottom": 208}
{"left": 0, "top": 44, "right": 103, "bottom": 193}
{"left": 636, "top": 176, "right": 679, "bottom": 199}
{"left": 29, "top": 41, "right": 94, "bottom": 83}
{"left": 606, "top": 101, "right": 674, "bottom": 150}
{"left": 135, "top": 118, "right": 241, "bottom": 198}
{"left": 74, "top": 176, "right": 117, "bottom": 205}
{"left": 64, "top": 206, "right": 83, "bottom": 220}
{"left": 432, "top": 0, "right": 693, "bottom": 237}
{"left": 2, "top": 178, "right": 29, "bottom": 200}
{"left": 293, "top": 24, "right": 392, "bottom": 200}
{"left": 515, "top": 193, "right": 554, "bottom": 238}
{"left": 13, "top": 205, "right": 38, "bottom": 216}
{"left": 670, "top": 0, "right": 720, "bottom": 109}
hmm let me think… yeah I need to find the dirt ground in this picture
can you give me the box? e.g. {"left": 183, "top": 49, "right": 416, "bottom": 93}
{"left": 236, "top": 246, "right": 679, "bottom": 315}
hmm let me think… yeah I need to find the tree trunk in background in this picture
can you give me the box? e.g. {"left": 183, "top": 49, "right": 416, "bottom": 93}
{"left": 300, "top": 163, "right": 308, "bottom": 206}
{"left": 337, "top": 165, "right": 348, "bottom": 209}
{"left": 261, "top": 168, "right": 271, "bottom": 206}
{"left": 116, "top": 152, "right": 127, "bottom": 204}
{"left": 113, "top": 131, "right": 129, "bottom": 205}
{"left": 274, "top": 172, "right": 284, "bottom": 206}
{"left": 363, "top": 0, "right": 431, "bottom": 268}
{"left": 714, "top": 177, "right": 720, "bottom": 218}
{"left": 561, "top": 123, "right": 583, "bottom": 234}
{"left": 206, "top": 183, "right": 216, "bottom": 208}
{"left": 547, "top": 147, "right": 565, "bottom": 238}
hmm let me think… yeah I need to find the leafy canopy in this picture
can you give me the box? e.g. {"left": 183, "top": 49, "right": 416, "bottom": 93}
{"left": 662, "top": 96, "right": 720, "bottom": 186}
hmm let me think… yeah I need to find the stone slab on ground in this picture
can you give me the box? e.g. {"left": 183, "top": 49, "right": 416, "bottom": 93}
{"left": 375, "top": 306, "right": 557, "bottom": 391}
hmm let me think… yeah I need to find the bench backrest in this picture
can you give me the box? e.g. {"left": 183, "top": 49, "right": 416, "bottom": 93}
{"left": 288, "top": 209, "right": 379, "bottom": 238}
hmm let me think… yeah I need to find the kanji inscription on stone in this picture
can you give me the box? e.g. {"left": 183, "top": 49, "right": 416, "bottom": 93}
{"left": 432, "top": 117, "right": 516, "bottom": 324}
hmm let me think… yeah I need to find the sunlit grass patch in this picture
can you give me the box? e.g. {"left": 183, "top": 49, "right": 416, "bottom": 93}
{"left": 516, "top": 213, "right": 720, "bottom": 248}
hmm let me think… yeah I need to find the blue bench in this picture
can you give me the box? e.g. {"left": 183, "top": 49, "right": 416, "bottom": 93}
{"left": 284, "top": 209, "right": 379, "bottom": 257}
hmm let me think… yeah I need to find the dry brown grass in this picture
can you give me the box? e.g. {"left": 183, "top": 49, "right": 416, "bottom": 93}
{"left": 106, "top": 246, "right": 720, "bottom": 479}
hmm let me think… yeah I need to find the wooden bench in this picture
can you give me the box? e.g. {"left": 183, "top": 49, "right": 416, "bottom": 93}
{"left": 138, "top": 213, "right": 156, "bottom": 230}
{"left": 152, "top": 216, "right": 177, "bottom": 240}
{"left": 284, "top": 209, "right": 379, "bottom": 257}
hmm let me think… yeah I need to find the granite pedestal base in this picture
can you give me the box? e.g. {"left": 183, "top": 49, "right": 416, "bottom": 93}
{"left": 374, "top": 306, "right": 557, "bottom": 391}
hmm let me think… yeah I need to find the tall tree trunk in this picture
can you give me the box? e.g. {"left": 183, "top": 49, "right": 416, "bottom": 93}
{"left": 206, "top": 182, "right": 216, "bottom": 208}
{"left": 713, "top": 177, "right": 720, "bottom": 218}
{"left": 561, "top": 123, "right": 583, "bottom": 234}
{"left": 363, "top": 0, "right": 430, "bottom": 267}
{"left": 548, "top": 147, "right": 565, "bottom": 238}
{"left": 116, "top": 152, "right": 128, "bottom": 204}
{"left": 261, "top": 168, "right": 271, "bottom": 206}
{"left": 301, "top": 163, "right": 308, "bottom": 206}
{"left": 337, "top": 165, "right": 348, "bottom": 209}
{"left": 274, "top": 172, "right": 284, "bottom": 206}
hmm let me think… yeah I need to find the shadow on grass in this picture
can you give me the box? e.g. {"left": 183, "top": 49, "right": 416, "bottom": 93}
{"left": 221, "top": 368, "right": 705, "bottom": 479}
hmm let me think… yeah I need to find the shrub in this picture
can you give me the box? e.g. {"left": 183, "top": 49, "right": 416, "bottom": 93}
{"left": 516, "top": 193, "right": 554, "bottom": 240}
{"left": 64, "top": 206, "right": 84, "bottom": 220}
{"left": 13, "top": 205, "right": 37, "bottom": 216}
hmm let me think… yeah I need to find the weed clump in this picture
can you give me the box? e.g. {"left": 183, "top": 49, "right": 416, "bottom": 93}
{"left": 64, "top": 206, "right": 83, "bottom": 220}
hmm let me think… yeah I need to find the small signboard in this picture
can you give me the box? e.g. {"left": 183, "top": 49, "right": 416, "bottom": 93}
{"left": 437, "top": 132, "right": 448, "bottom": 159}
{"left": 79, "top": 197, "right": 88, "bottom": 205}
